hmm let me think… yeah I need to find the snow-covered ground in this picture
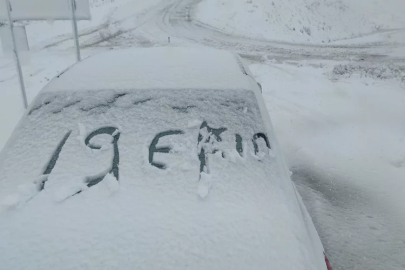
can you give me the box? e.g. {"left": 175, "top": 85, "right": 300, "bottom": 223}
{"left": 1, "top": 0, "right": 405, "bottom": 269}
{"left": 196, "top": 0, "right": 405, "bottom": 44}
{"left": 251, "top": 60, "right": 405, "bottom": 269}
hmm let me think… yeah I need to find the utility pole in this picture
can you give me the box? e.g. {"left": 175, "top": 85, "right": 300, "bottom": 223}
{"left": 4, "top": 0, "right": 28, "bottom": 109}
{"left": 70, "top": 0, "right": 81, "bottom": 62}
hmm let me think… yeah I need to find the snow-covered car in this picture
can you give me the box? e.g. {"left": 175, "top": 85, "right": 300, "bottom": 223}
{"left": 0, "top": 47, "right": 331, "bottom": 270}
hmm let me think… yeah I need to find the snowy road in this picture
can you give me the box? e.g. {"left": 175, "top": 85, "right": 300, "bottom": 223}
{"left": 89, "top": 0, "right": 405, "bottom": 62}
{"left": 3, "top": 0, "right": 403, "bottom": 60}
{"left": 1, "top": 0, "right": 405, "bottom": 269}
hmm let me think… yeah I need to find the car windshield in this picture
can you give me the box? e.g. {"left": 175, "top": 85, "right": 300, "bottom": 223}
{"left": 0, "top": 89, "right": 313, "bottom": 269}
{"left": 1, "top": 89, "right": 273, "bottom": 193}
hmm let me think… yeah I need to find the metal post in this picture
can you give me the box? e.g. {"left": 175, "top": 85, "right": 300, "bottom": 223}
{"left": 5, "top": 0, "right": 28, "bottom": 109}
{"left": 70, "top": 0, "right": 81, "bottom": 62}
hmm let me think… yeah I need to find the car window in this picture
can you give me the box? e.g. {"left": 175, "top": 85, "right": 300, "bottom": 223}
{"left": 0, "top": 89, "right": 275, "bottom": 200}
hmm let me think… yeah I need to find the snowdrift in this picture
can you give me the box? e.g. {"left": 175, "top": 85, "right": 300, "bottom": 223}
{"left": 196, "top": 0, "right": 405, "bottom": 43}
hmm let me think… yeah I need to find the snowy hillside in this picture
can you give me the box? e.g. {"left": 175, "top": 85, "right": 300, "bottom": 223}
{"left": 250, "top": 60, "right": 405, "bottom": 269}
{"left": 196, "top": 0, "right": 405, "bottom": 43}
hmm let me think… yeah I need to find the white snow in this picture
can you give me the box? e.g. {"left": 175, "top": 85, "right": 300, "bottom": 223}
{"left": 0, "top": 0, "right": 164, "bottom": 151}
{"left": 196, "top": 0, "right": 405, "bottom": 44}
{"left": 42, "top": 47, "right": 254, "bottom": 92}
{"left": 188, "top": 119, "right": 203, "bottom": 128}
{"left": 1, "top": 0, "right": 404, "bottom": 269}
{"left": 250, "top": 60, "right": 405, "bottom": 269}
{"left": 0, "top": 88, "right": 325, "bottom": 269}
{"left": 45, "top": 174, "right": 88, "bottom": 202}
{"left": 197, "top": 171, "right": 214, "bottom": 198}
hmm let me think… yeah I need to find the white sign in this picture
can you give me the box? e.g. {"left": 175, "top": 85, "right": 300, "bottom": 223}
{"left": 0, "top": 0, "right": 91, "bottom": 21}
{"left": 0, "top": 25, "right": 29, "bottom": 53}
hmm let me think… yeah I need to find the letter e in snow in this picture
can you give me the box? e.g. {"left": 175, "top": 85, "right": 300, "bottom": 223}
{"left": 149, "top": 130, "right": 184, "bottom": 169}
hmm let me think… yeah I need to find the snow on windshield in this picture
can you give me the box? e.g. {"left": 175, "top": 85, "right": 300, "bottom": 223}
{"left": 0, "top": 89, "right": 318, "bottom": 269}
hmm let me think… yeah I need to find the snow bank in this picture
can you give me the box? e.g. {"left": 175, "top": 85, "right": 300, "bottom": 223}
{"left": 332, "top": 62, "right": 405, "bottom": 84}
{"left": 250, "top": 61, "right": 405, "bottom": 269}
{"left": 196, "top": 0, "right": 405, "bottom": 43}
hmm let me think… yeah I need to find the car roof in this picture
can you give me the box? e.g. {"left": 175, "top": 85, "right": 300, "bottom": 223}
{"left": 42, "top": 47, "right": 254, "bottom": 93}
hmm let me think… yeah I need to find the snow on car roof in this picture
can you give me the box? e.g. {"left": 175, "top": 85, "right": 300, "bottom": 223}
{"left": 42, "top": 47, "right": 253, "bottom": 93}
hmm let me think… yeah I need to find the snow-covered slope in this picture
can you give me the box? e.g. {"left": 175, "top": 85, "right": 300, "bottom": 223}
{"left": 250, "top": 60, "right": 405, "bottom": 269}
{"left": 196, "top": 0, "right": 405, "bottom": 43}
